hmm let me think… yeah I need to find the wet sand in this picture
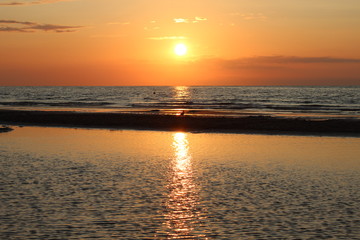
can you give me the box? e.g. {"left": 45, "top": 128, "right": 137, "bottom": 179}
{"left": 1, "top": 109, "right": 360, "bottom": 136}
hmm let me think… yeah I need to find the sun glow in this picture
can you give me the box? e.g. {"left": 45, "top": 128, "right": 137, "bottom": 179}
{"left": 174, "top": 43, "right": 188, "bottom": 56}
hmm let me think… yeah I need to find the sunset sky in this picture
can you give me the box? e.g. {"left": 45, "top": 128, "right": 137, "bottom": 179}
{"left": 1, "top": 0, "right": 360, "bottom": 86}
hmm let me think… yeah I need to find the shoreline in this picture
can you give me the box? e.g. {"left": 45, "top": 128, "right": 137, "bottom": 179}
{"left": 1, "top": 109, "right": 360, "bottom": 137}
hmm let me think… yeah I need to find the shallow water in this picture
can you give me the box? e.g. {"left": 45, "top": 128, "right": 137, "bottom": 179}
{"left": 1, "top": 127, "right": 360, "bottom": 239}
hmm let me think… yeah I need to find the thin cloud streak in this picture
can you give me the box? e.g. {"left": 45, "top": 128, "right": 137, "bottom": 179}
{"left": 0, "top": 26, "right": 27, "bottom": 32}
{"left": 248, "top": 56, "right": 360, "bottom": 64}
{"left": 0, "top": 0, "right": 72, "bottom": 6}
{"left": 0, "top": 19, "right": 83, "bottom": 32}
{"left": 0, "top": 20, "right": 34, "bottom": 25}
{"left": 219, "top": 56, "right": 360, "bottom": 67}
{"left": 196, "top": 56, "right": 360, "bottom": 71}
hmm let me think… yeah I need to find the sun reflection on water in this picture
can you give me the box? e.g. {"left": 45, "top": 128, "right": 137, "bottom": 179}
{"left": 173, "top": 86, "right": 191, "bottom": 116}
{"left": 174, "top": 86, "right": 190, "bottom": 100}
{"left": 158, "top": 132, "right": 207, "bottom": 239}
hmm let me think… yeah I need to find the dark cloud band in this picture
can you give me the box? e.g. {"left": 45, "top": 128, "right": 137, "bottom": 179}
{"left": 0, "top": 19, "right": 82, "bottom": 32}
{"left": 0, "top": 0, "right": 69, "bottom": 6}
{"left": 215, "top": 56, "right": 360, "bottom": 69}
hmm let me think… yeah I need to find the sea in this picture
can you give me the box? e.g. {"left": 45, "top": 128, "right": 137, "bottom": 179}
{"left": 0, "top": 86, "right": 359, "bottom": 119}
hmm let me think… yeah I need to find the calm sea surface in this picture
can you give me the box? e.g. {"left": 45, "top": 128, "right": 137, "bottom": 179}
{"left": 0, "top": 86, "right": 359, "bottom": 119}
{"left": 1, "top": 127, "right": 360, "bottom": 239}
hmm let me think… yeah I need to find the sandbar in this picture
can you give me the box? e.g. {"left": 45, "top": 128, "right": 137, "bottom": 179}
{"left": 0, "top": 109, "right": 359, "bottom": 136}
{"left": 0, "top": 125, "right": 13, "bottom": 133}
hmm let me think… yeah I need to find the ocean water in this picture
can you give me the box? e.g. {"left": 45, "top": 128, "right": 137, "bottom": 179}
{"left": 0, "top": 86, "right": 359, "bottom": 119}
{"left": 1, "top": 127, "right": 359, "bottom": 239}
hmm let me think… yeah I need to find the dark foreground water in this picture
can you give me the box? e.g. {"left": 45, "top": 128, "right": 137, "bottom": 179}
{"left": 1, "top": 127, "right": 360, "bottom": 239}
{"left": 1, "top": 86, "right": 359, "bottom": 119}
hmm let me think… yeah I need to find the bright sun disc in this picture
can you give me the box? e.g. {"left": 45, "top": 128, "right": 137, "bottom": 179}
{"left": 174, "top": 43, "right": 187, "bottom": 56}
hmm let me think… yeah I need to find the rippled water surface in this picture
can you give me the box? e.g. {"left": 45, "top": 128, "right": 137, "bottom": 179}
{"left": 1, "top": 127, "right": 360, "bottom": 239}
{"left": 1, "top": 86, "right": 360, "bottom": 119}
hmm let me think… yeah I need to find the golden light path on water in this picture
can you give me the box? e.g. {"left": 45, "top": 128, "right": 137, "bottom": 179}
{"left": 160, "top": 132, "right": 207, "bottom": 239}
{"left": 173, "top": 86, "right": 191, "bottom": 116}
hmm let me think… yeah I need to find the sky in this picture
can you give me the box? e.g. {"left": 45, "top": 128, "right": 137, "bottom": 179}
{"left": 1, "top": 0, "right": 360, "bottom": 86}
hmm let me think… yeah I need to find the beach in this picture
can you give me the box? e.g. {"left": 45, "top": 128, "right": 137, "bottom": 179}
{"left": 1, "top": 86, "right": 359, "bottom": 239}
{"left": 1, "top": 126, "right": 359, "bottom": 239}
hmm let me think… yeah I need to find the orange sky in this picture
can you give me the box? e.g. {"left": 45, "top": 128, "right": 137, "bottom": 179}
{"left": 1, "top": 0, "right": 360, "bottom": 86}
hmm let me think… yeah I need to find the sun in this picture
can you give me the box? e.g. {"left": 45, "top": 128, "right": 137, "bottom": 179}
{"left": 174, "top": 43, "right": 188, "bottom": 56}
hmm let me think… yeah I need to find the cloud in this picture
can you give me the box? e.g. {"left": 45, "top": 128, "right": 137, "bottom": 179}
{"left": 0, "top": 19, "right": 82, "bottom": 32}
{"left": 244, "top": 56, "right": 360, "bottom": 64}
{"left": 0, "top": 20, "right": 33, "bottom": 25}
{"left": 147, "top": 36, "right": 187, "bottom": 40}
{"left": 195, "top": 17, "right": 207, "bottom": 21}
{"left": 28, "top": 24, "right": 81, "bottom": 32}
{"left": 0, "top": 0, "right": 71, "bottom": 6}
{"left": 213, "top": 56, "right": 360, "bottom": 67}
{"left": 193, "top": 16, "right": 207, "bottom": 23}
{"left": 174, "top": 18, "right": 189, "bottom": 23}
{"left": 196, "top": 56, "right": 360, "bottom": 71}
{"left": 190, "top": 56, "right": 360, "bottom": 85}
{"left": 0, "top": 26, "right": 28, "bottom": 32}
{"left": 173, "top": 16, "right": 207, "bottom": 24}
